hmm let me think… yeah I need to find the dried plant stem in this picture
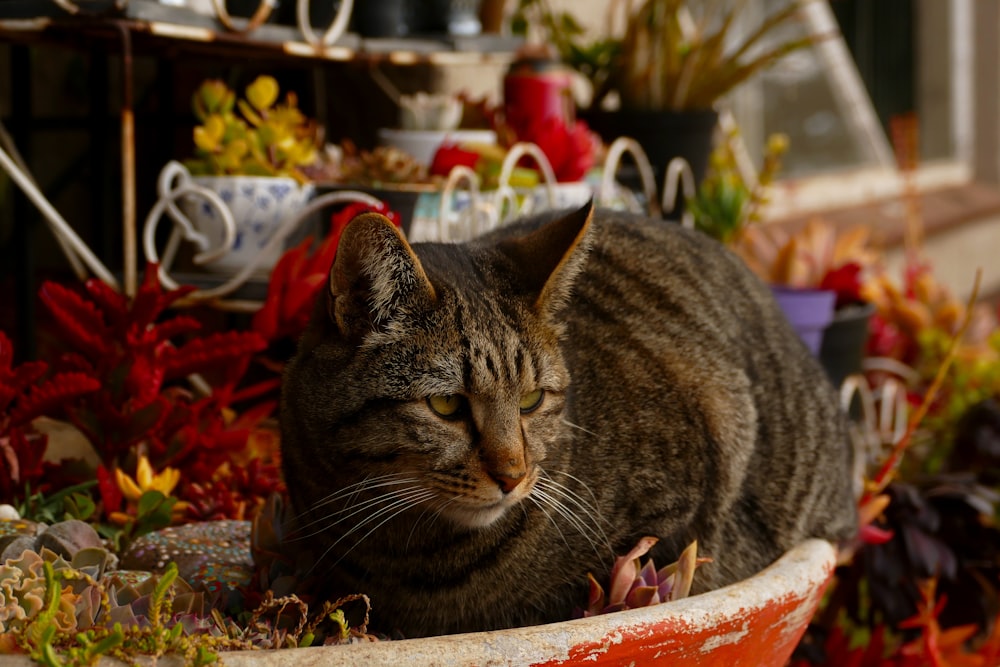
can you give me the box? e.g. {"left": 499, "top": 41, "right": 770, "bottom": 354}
{"left": 864, "top": 268, "right": 983, "bottom": 501}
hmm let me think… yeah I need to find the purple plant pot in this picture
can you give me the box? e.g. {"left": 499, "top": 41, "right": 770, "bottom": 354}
{"left": 771, "top": 286, "right": 837, "bottom": 356}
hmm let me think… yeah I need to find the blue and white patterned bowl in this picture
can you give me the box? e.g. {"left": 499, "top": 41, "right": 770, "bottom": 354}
{"left": 180, "top": 175, "right": 315, "bottom": 275}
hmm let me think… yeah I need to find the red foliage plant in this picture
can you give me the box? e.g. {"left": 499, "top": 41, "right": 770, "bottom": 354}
{"left": 27, "top": 264, "right": 287, "bottom": 524}
{"left": 0, "top": 330, "right": 99, "bottom": 504}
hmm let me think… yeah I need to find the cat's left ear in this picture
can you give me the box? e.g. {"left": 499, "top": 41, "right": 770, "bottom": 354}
{"left": 498, "top": 200, "right": 594, "bottom": 319}
{"left": 327, "top": 213, "right": 437, "bottom": 342}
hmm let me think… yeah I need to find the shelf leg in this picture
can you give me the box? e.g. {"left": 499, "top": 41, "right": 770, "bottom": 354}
{"left": 115, "top": 21, "right": 137, "bottom": 298}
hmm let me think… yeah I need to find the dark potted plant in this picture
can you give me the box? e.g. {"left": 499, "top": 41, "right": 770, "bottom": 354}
{"left": 513, "top": 0, "right": 818, "bottom": 202}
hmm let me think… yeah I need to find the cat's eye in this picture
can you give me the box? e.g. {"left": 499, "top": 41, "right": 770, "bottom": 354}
{"left": 519, "top": 389, "right": 544, "bottom": 413}
{"left": 427, "top": 394, "right": 464, "bottom": 419}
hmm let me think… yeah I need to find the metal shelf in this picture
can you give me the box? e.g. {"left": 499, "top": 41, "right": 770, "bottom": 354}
{"left": 0, "top": 0, "right": 522, "bottom": 65}
{"left": 0, "top": 0, "right": 522, "bottom": 312}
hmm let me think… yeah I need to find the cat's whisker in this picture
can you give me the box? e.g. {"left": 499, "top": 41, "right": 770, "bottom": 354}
{"left": 561, "top": 418, "right": 599, "bottom": 438}
{"left": 526, "top": 494, "right": 573, "bottom": 554}
{"left": 541, "top": 469, "right": 607, "bottom": 524}
{"left": 283, "top": 472, "right": 418, "bottom": 533}
{"left": 307, "top": 489, "right": 437, "bottom": 574}
{"left": 311, "top": 473, "right": 418, "bottom": 513}
{"left": 538, "top": 470, "right": 615, "bottom": 551}
{"left": 293, "top": 483, "right": 428, "bottom": 540}
{"left": 531, "top": 485, "right": 606, "bottom": 558}
{"left": 317, "top": 489, "right": 439, "bottom": 573}
{"left": 537, "top": 477, "right": 613, "bottom": 546}
{"left": 532, "top": 478, "right": 614, "bottom": 560}
{"left": 406, "top": 496, "right": 461, "bottom": 551}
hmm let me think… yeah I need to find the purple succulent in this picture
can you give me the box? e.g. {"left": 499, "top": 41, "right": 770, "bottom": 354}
{"left": 580, "top": 538, "right": 710, "bottom": 617}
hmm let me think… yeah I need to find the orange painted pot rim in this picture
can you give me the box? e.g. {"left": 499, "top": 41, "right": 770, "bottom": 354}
{"left": 215, "top": 539, "right": 837, "bottom": 667}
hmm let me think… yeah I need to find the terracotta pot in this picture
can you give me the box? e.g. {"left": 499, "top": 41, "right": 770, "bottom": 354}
{"left": 478, "top": 0, "right": 506, "bottom": 33}
{"left": 215, "top": 539, "right": 836, "bottom": 666}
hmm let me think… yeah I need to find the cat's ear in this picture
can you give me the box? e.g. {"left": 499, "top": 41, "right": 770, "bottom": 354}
{"left": 327, "top": 213, "right": 437, "bottom": 342}
{"left": 499, "top": 200, "right": 594, "bottom": 319}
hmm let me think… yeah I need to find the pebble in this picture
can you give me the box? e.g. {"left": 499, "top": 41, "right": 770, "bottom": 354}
{"left": 0, "top": 518, "right": 45, "bottom": 562}
{"left": 121, "top": 520, "right": 253, "bottom": 596}
{"left": 36, "top": 519, "right": 104, "bottom": 559}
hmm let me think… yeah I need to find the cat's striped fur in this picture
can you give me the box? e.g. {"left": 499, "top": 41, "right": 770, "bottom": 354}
{"left": 280, "top": 203, "right": 857, "bottom": 637}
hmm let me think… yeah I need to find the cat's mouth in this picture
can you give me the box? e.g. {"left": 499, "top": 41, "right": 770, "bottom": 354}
{"left": 439, "top": 466, "right": 538, "bottom": 529}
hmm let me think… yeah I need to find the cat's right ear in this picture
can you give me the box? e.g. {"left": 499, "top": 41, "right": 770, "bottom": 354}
{"left": 327, "top": 213, "right": 437, "bottom": 343}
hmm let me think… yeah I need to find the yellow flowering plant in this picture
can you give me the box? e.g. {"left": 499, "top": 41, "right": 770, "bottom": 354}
{"left": 185, "top": 75, "right": 321, "bottom": 184}
{"left": 687, "top": 128, "right": 788, "bottom": 245}
{"left": 106, "top": 456, "right": 188, "bottom": 548}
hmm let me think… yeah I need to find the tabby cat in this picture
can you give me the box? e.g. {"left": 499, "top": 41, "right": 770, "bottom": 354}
{"left": 280, "top": 203, "right": 857, "bottom": 638}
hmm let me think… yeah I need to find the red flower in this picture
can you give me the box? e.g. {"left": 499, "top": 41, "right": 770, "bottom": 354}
{"left": 512, "top": 115, "right": 598, "bottom": 183}
{"left": 819, "top": 262, "right": 864, "bottom": 309}
{"left": 429, "top": 144, "right": 482, "bottom": 177}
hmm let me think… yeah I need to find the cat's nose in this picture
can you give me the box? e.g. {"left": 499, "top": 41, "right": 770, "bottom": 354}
{"left": 489, "top": 469, "right": 526, "bottom": 494}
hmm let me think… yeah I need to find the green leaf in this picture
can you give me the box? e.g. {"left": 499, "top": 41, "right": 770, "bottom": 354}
{"left": 65, "top": 491, "right": 96, "bottom": 521}
{"left": 137, "top": 489, "right": 168, "bottom": 517}
{"left": 86, "top": 630, "right": 124, "bottom": 659}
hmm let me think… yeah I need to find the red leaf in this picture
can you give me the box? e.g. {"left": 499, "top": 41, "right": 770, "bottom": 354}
{"left": 230, "top": 378, "right": 282, "bottom": 406}
{"left": 128, "top": 268, "right": 191, "bottom": 331}
{"left": 39, "top": 281, "right": 110, "bottom": 355}
{"left": 161, "top": 331, "right": 267, "bottom": 381}
{"left": 8, "top": 371, "right": 101, "bottom": 428}
{"left": 152, "top": 315, "right": 203, "bottom": 342}
{"left": 0, "top": 361, "right": 49, "bottom": 416}
{"left": 0, "top": 330, "right": 13, "bottom": 371}
{"left": 83, "top": 277, "right": 130, "bottom": 331}
{"left": 96, "top": 464, "right": 122, "bottom": 513}
{"left": 252, "top": 240, "right": 311, "bottom": 341}
{"left": 819, "top": 262, "right": 863, "bottom": 308}
{"left": 859, "top": 524, "right": 895, "bottom": 545}
{"left": 124, "top": 351, "right": 166, "bottom": 407}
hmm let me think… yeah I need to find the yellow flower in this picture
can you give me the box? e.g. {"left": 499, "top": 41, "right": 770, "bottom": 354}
{"left": 109, "top": 456, "right": 189, "bottom": 527}
{"left": 114, "top": 455, "right": 181, "bottom": 502}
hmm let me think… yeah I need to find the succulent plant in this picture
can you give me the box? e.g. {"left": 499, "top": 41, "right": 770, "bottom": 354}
{"left": 0, "top": 549, "right": 79, "bottom": 635}
{"left": 688, "top": 129, "right": 789, "bottom": 245}
{"left": 515, "top": 0, "right": 819, "bottom": 112}
{"left": 0, "top": 537, "right": 225, "bottom": 664}
{"left": 733, "top": 217, "right": 879, "bottom": 310}
{"left": 333, "top": 142, "right": 436, "bottom": 187}
{"left": 185, "top": 75, "right": 321, "bottom": 184}
{"left": 579, "top": 538, "right": 709, "bottom": 617}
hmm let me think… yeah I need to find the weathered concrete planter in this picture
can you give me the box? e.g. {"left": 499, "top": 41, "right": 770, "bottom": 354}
{"left": 240, "top": 539, "right": 833, "bottom": 666}
{"left": 0, "top": 539, "right": 833, "bottom": 667}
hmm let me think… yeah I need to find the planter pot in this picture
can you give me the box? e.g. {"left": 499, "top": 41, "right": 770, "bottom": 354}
{"left": 206, "top": 539, "right": 836, "bottom": 666}
{"left": 377, "top": 128, "right": 497, "bottom": 166}
{"left": 414, "top": 0, "right": 482, "bottom": 35}
{"left": 579, "top": 108, "right": 718, "bottom": 217}
{"left": 526, "top": 180, "right": 595, "bottom": 212}
{"left": 478, "top": 0, "right": 506, "bottom": 32}
{"left": 771, "top": 286, "right": 837, "bottom": 356}
{"left": 317, "top": 183, "right": 428, "bottom": 234}
{"left": 820, "top": 301, "right": 876, "bottom": 388}
{"left": 180, "top": 175, "right": 315, "bottom": 275}
{"left": 351, "top": 0, "right": 411, "bottom": 37}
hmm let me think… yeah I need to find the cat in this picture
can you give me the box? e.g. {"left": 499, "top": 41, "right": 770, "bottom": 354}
{"left": 280, "top": 202, "right": 857, "bottom": 638}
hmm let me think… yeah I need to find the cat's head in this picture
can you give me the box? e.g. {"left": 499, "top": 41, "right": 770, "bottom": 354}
{"left": 293, "top": 203, "right": 594, "bottom": 530}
